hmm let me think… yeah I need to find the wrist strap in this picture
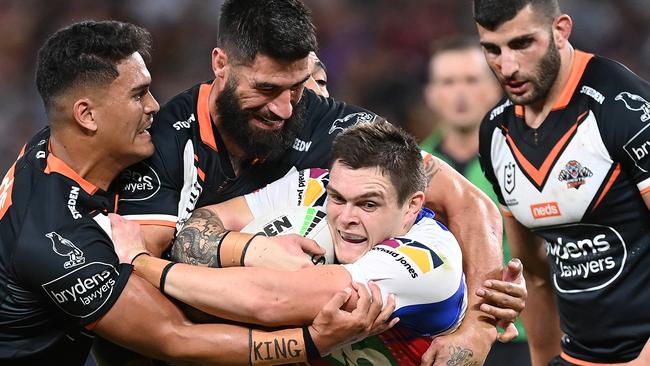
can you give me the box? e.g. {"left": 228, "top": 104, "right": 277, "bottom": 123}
{"left": 218, "top": 232, "right": 260, "bottom": 267}
{"left": 159, "top": 262, "right": 176, "bottom": 294}
{"left": 302, "top": 326, "right": 321, "bottom": 359}
{"left": 249, "top": 328, "right": 310, "bottom": 365}
{"left": 131, "top": 251, "right": 151, "bottom": 265}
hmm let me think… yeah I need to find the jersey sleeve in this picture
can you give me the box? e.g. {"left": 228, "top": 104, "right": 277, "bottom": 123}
{"left": 116, "top": 99, "right": 188, "bottom": 228}
{"left": 13, "top": 219, "right": 131, "bottom": 327}
{"left": 478, "top": 107, "right": 508, "bottom": 206}
{"left": 244, "top": 167, "right": 330, "bottom": 218}
{"left": 597, "top": 64, "right": 650, "bottom": 194}
{"left": 342, "top": 218, "right": 466, "bottom": 337}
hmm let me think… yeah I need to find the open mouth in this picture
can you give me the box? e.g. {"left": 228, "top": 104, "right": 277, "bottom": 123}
{"left": 505, "top": 80, "right": 528, "bottom": 95}
{"left": 338, "top": 230, "right": 367, "bottom": 244}
{"left": 252, "top": 115, "right": 284, "bottom": 130}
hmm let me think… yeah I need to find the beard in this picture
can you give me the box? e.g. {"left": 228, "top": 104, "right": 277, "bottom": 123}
{"left": 216, "top": 77, "right": 306, "bottom": 163}
{"left": 504, "top": 34, "right": 561, "bottom": 105}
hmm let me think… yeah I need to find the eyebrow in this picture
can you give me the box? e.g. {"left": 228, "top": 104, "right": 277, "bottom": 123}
{"left": 327, "top": 186, "right": 384, "bottom": 200}
{"left": 130, "top": 82, "right": 150, "bottom": 94}
{"left": 480, "top": 33, "right": 535, "bottom": 48}
{"left": 253, "top": 74, "right": 311, "bottom": 90}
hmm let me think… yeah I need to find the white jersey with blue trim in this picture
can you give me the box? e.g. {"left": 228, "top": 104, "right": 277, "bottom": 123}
{"left": 245, "top": 167, "right": 467, "bottom": 337}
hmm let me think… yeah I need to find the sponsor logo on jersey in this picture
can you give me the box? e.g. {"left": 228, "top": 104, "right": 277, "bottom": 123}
{"left": 530, "top": 202, "right": 561, "bottom": 219}
{"left": 173, "top": 113, "right": 195, "bottom": 130}
{"left": 558, "top": 160, "right": 593, "bottom": 189}
{"left": 544, "top": 224, "right": 626, "bottom": 294}
{"left": 291, "top": 138, "right": 312, "bottom": 152}
{"left": 42, "top": 262, "right": 119, "bottom": 318}
{"left": 504, "top": 162, "right": 516, "bottom": 194}
{"left": 378, "top": 239, "right": 443, "bottom": 278}
{"left": 47, "top": 232, "right": 85, "bottom": 269}
{"left": 68, "top": 186, "right": 82, "bottom": 219}
{"left": 580, "top": 85, "right": 605, "bottom": 104}
{"left": 489, "top": 99, "right": 513, "bottom": 121}
{"left": 623, "top": 123, "right": 650, "bottom": 172}
{"left": 615, "top": 92, "right": 650, "bottom": 122}
{"left": 328, "top": 112, "right": 377, "bottom": 135}
{"left": 296, "top": 169, "right": 328, "bottom": 207}
{"left": 118, "top": 163, "right": 161, "bottom": 201}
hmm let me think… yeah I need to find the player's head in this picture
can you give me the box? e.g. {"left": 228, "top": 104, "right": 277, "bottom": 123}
{"left": 36, "top": 20, "right": 158, "bottom": 165}
{"left": 326, "top": 121, "right": 426, "bottom": 263}
{"left": 473, "top": 0, "right": 572, "bottom": 106}
{"left": 213, "top": 0, "right": 317, "bottom": 162}
{"left": 305, "top": 52, "right": 329, "bottom": 98}
{"left": 424, "top": 36, "right": 501, "bottom": 130}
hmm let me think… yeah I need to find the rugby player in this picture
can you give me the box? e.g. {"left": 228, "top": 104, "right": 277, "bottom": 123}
{"left": 115, "top": 120, "right": 469, "bottom": 366}
{"left": 420, "top": 36, "right": 530, "bottom": 365}
{"left": 0, "top": 20, "right": 392, "bottom": 366}
{"left": 305, "top": 52, "right": 329, "bottom": 98}
{"left": 474, "top": 0, "right": 650, "bottom": 364}
{"left": 115, "top": 1, "right": 525, "bottom": 363}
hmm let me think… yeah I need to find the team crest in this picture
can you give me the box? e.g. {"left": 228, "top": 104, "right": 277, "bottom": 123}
{"left": 46, "top": 232, "right": 85, "bottom": 269}
{"left": 615, "top": 92, "right": 650, "bottom": 122}
{"left": 558, "top": 160, "right": 593, "bottom": 189}
{"left": 328, "top": 112, "right": 377, "bottom": 135}
{"left": 504, "top": 162, "right": 516, "bottom": 194}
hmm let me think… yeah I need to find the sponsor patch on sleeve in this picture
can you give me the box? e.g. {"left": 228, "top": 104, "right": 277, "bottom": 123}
{"left": 42, "top": 262, "right": 120, "bottom": 318}
{"left": 623, "top": 123, "right": 650, "bottom": 174}
{"left": 117, "top": 162, "right": 161, "bottom": 201}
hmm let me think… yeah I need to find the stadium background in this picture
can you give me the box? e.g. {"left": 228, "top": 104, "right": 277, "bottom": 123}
{"left": 0, "top": 0, "right": 648, "bottom": 173}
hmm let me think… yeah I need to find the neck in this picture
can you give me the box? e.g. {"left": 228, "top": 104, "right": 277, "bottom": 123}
{"left": 49, "top": 130, "right": 123, "bottom": 191}
{"left": 440, "top": 124, "right": 480, "bottom": 163}
{"left": 524, "top": 44, "right": 575, "bottom": 128}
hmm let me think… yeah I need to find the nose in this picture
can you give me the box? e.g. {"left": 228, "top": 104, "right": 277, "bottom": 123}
{"left": 338, "top": 203, "right": 359, "bottom": 227}
{"left": 144, "top": 91, "right": 160, "bottom": 115}
{"left": 499, "top": 49, "right": 519, "bottom": 79}
{"left": 267, "top": 89, "right": 293, "bottom": 120}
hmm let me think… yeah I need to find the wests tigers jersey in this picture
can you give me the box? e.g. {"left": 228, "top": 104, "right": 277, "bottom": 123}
{"left": 0, "top": 128, "right": 131, "bottom": 365}
{"left": 479, "top": 51, "right": 650, "bottom": 363}
{"left": 117, "top": 82, "right": 377, "bottom": 233}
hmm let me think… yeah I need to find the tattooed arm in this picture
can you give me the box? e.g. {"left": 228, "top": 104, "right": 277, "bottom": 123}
{"left": 170, "top": 207, "right": 230, "bottom": 267}
{"left": 419, "top": 154, "right": 503, "bottom": 365}
{"left": 170, "top": 202, "right": 322, "bottom": 270}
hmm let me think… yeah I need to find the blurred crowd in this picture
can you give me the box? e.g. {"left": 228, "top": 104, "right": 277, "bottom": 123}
{"left": 0, "top": 0, "right": 648, "bottom": 173}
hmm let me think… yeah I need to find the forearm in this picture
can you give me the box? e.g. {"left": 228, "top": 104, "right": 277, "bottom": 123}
{"left": 132, "top": 255, "right": 352, "bottom": 326}
{"left": 521, "top": 272, "right": 562, "bottom": 366}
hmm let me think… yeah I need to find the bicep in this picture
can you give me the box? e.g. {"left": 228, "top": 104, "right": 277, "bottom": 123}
{"left": 202, "top": 196, "right": 254, "bottom": 231}
{"left": 643, "top": 190, "right": 650, "bottom": 211}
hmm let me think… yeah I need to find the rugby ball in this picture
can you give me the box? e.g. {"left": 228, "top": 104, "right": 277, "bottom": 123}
{"left": 241, "top": 206, "right": 335, "bottom": 265}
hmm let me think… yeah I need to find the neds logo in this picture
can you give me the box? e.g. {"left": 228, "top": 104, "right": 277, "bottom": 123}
{"left": 531, "top": 202, "right": 561, "bottom": 219}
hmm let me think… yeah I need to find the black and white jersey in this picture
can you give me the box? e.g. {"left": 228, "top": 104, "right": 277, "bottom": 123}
{"left": 479, "top": 51, "right": 650, "bottom": 363}
{"left": 117, "top": 82, "right": 378, "bottom": 232}
{"left": 0, "top": 128, "right": 131, "bottom": 364}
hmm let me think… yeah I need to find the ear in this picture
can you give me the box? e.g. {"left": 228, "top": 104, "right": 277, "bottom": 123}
{"left": 424, "top": 82, "right": 438, "bottom": 111}
{"left": 212, "top": 47, "right": 228, "bottom": 79}
{"left": 403, "top": 191, "right": 425, "bottom": 229}
{"left": 72, "top": 98, "right": 98, "bottom": 132}
{"left": 552, "top": 14, "right": 573, "bottom": 49}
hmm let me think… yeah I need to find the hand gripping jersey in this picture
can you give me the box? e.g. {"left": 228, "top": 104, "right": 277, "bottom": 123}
{"left": 0, "top": 128, "right": 131, "bottom": 365}
{"left": 479, "top": 51, "right": 650, "bottom": 363}
{"left": 245, "top": 167, "right": 467, "bottom": 366}
{"left": 116, "top": 82, "right": 378, "bottom": 233}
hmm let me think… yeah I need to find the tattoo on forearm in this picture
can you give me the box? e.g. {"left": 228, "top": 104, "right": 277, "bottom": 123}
{"left": 424, "top": 155, "right": 440, "bottom": 182}
{"left": 446, "top": 345, "right": 479, "bottom": 366}
{"left": 171, "top": 208, "right": 228, "bottom": 267}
